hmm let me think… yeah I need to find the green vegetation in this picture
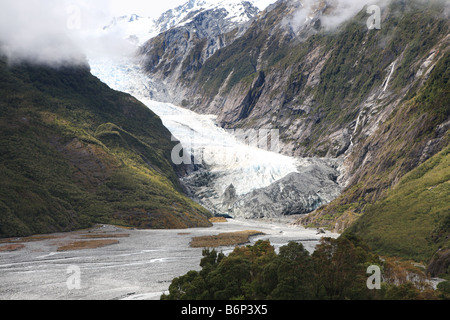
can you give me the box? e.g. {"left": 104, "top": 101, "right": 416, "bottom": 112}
{"left": 346, "top": 146, "right": 450, "bottom": 263}
{"left": 191, "top": 1, "right": 290, "bottom": 96}
{"left": 297, "top": 1, "right": 449, "bottom": 266}
{"left": 306, "top": 49, "right": 449, "bottom": 265}
{"left": 0, "top": 57, "right": 211, "bottom": 238}
{"left": 190, "top": 230, "right": 264, "bottom": 248}
{"left": 162, "top": 236, "right": 445, "bottom": 300}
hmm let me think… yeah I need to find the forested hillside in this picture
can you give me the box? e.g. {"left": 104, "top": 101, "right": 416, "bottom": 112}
{"left": 0, "top": 57, "right": 211, "bottom": 238}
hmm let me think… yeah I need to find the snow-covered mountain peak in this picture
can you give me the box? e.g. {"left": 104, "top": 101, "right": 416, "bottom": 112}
{"left": 101, "top": 14, "right": 156, "bottom": 45}
{"left": 101, "top": 0, "right": 262, "bottom": 46}
{"left": 153, "top": 0, "right": 261, "bottom": 34}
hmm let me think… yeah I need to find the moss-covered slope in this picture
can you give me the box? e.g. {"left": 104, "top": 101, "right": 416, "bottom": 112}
{"left": 345, "top": 146, "right": 450, "bottom": 263}
{"left": 0, "top": 58, "right": 211, "bottom": 238}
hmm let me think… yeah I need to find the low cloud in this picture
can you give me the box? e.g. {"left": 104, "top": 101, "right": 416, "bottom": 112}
{"left": 320, "top": 0, "right": 383, "bottom": 30}
{"left": 0, "top": 0, "right": 84, "bottom": 66}
{"left": 285, "top": 0, "right": 392, "bottom": 32}
{"left": 0, "top": 0, "right": 137, "bottom": 67}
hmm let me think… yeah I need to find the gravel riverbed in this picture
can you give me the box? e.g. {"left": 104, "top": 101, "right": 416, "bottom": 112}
{"left": 0, "top": 217, "right": 338, "bottom": 300}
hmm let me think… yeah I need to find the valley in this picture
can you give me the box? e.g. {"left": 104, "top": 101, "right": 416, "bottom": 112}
{"left": 0, "top": 217, "right": 336, "bottom": 300}
{"left": 90, "top": 56, "right": 343, "bottom": 220}
{"left": 0, "top": 0, "right": 448, "bottom": 300}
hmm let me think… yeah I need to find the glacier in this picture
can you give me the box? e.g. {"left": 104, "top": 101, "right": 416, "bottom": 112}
{"left": 90, "top": 58, "right": 298, "bottom": 194}
{"left": 87, "top": 0, "right": 343, "bottom": 219}
{"left": 90, "top": 55, "right": 342, "bottom": 218}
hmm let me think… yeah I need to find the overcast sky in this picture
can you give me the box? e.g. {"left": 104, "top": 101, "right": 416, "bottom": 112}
{"left": 92, "top": 0, "right": 197, "bottom": 22}
{"left": 67, "top": 0, "right": 193, "bottom": 29}
{"left": 109, "top": 0, "right": 190, "bottom": 17}
{"left": 107, "top": 0, "right": 276, "bottom": 17}
{"left": 73, "top": 0, "right": 276, "bottom": 26}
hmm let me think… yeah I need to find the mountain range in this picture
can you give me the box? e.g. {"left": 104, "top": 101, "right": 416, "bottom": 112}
{"left": 101, "top": 0, "right": 264, "bottom": 46}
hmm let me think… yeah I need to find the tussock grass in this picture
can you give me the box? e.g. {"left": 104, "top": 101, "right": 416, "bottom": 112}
{"left": 190, "top": 230, "right": 264, "bottom": 248}
{"left": 77, "top": 233, "right": 129, "bottom": 239}
{"left": 0, "top": 244, "right": 25, "bottom": 252}
{"left": 0, "top": 235, "right": 62, "bottom": 244}
{"left": 209, "top": 217, "right": 228, "bottom": 223}
{"left": 57, "top": 239, "right": 119, "bottom": 251}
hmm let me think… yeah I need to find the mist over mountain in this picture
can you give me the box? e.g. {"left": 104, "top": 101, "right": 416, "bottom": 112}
{"left": 0, "top": 1, "right": 85, "bottom": 66}
{"left": 0, "top": 0, "right": 276, "bottom": 67}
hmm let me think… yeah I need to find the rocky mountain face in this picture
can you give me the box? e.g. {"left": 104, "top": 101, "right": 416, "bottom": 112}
{"left": 226, "top": 159, "right": 342, "bottom": 218}
{"left": 137, "top": 0, "right": 449, "bottom": 263}
{"left": 179, "top": 155, "right": 342, "bottom": 219}
{"left": 141, "top": 0, "right": 448, "bottom": 159}
{"left": 153, "top": 0, "right": 261, "bottom": 35}
{"left": 138, "top": 0, "right": 260, "bottom": 103}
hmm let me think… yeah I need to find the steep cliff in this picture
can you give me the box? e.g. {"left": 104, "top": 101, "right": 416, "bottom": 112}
{"left": 138, "top": 0, "right": 260, "bottom": 103}
{"left": 142, "top": 0, "right": 448, "bottom": 159}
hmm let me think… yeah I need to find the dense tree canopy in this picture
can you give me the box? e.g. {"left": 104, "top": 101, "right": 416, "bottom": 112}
{"left": 162, "top": 235, "right": 447, "bottom": 300}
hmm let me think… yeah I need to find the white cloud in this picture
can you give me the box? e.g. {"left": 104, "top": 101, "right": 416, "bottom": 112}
{"left": 283, "top": 0, "right": 393, "bottom": 32}
{"left": 0, "top": 0, "right": 86, "bottom": 66}
{"left": 321, "top": 0, "right": 374, "bottom": 30}
{"left": 108, "top": 0, "right": 188, "bottom": 18}
{"left": 0, "top": 0, "right": 279, "bottom": 66}
{"left": 0, "top": 0, "right": 146, "bottom": 66}
{"left": 320, "top": 0, "right": 392, "bottom": 30}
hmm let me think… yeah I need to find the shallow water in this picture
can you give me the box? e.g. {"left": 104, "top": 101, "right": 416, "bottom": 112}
{"left": 0, "top": 218, "right": 338, "bottom": 300}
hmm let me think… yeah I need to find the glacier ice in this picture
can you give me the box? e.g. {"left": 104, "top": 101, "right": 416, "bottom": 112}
{"left": 90, "top": 56, "right": 343, "bottom": 219}
{"left": 89, "top": 0, "right": 343, "bottom": 219}
{"left": 90, "top": 58, "right": 301, "bottom": 196}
